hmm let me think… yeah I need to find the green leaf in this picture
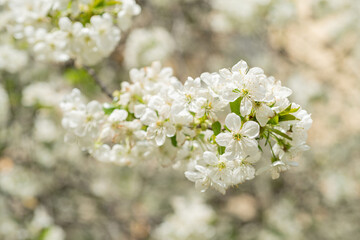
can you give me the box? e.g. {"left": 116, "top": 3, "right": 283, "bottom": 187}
{"left": 279, "top": 104, "right": 292, "bottom": 115}
{"left": 92, "top": 0, "right": 105, "bottom": 8}
{"left": 171, "top": 136, "right": 178, "bottom": 147}
{"left": 217, "top": 145, "right": 226, "bottom": 155}
{"left": 279, "top": 104, "right": 300, "bottom": 116}
{"left": 134, "top": 95, "right": 144, "bottom": 104}
{"left": 271, "top": 128, "right": 292, "bottom": 141}
{"left": 279, "top": 114, "right": 299, "bottom": 122}
{"left": 67, "top": 1, "right": 73, "bottom": 9}
{"left": 289, "top": 106, "right": 301, "bottom": 113}
{"left": 103, "top": 106, "right": 116, "bottom": 115}
{"left": 64, "top": 68, "right": 97, "bottom": 95}
{"left": 268, "top": 115, "right": 279, "bottom": 125}
{"left": 37, "top": 228, "right": 50, "bottom": 240}
{"left": 65, "top": 68, "right": 91, "bottom": 84}
{"left": 230, "top": 97, "right": 242, "bottom": 116}
{"left": 126, "top": 112, "right": 135, "bottom": 121}
{"left": 212, "top": 121, "right": 222, "bottom": 136}
{"left": 106, "top": 0, "right": 122, "bottom": 6}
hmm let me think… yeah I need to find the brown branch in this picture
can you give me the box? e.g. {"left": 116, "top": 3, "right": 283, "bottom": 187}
{"left": 84, "top": 66, "right": 113, "bottom": 99}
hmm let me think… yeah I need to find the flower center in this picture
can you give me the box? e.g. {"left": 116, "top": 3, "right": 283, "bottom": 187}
{"left": 233, "top": 133, "right": 242, "bottom": 141}
{"left": 217, "top": 162, "right": 226, "bottom": 170}
{"left": 86, "top": 115, "right": 93, "bottom": 122}
{"left": 185, "top": 94, "right": 192, "bottom": 103}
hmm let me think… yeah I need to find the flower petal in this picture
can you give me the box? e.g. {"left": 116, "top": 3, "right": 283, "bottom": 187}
{"left": 203, "top": 151, "right": 218, "bottom": 165}
{"left": 240, "top": 97, "right": 252, "bottom": 117}
{"left": 216, "top": 133, "right": 233, "bottom": 147}
{"left": 140, "top": 108, "right": 157, "bottom": 125}
{"left": 256, "top": 104, "right": 274, "bottom": 127}
{"left": 185, "top": 171, "right": 201, "bottom": 182}
{"left": 165, "top": 122, "right": 176, "bottom": 137}
{"left": 225, "top": 113, "right": 241, "bottom": 132}
{"left": 148, "top": 95, "right": 165, "bottom": 111}
{"left": 240, "top": 137, "right": 259, "bottom": 155}
{"left": 109, "top": 109, "right": 128, "bottom": 122}
{"left": 134, "top": 104, "right": 146, "bottom": 118}
{"left": 240, "top": 121, "right": 259, "bottom": 138}
{"left": 231, "top": 60, "right": 248, "bottom": 74}
{"left": 155, "top": 129, "right": 166, "bottom": 146}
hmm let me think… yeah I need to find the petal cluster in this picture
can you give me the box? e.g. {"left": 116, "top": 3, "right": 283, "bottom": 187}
{"left": 0, "top": 0, "right": 141, "bottom": 65}
{"left": 61, "top": 60, "right": 312, "bottom": 193}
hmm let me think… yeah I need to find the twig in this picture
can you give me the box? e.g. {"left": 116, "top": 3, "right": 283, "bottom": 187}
{"left": 84, "top": 66, "right": 113, "bottom": 99}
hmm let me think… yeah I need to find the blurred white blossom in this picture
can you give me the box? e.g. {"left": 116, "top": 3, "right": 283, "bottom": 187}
{"left": 152, "top": 196, "right": 215, "bottom": 240}
{"left": 124, "top": 27, "right": 175, "bottom": 68}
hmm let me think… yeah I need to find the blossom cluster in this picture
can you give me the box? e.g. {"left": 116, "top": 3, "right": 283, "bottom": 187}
{"left": 61, "top": 60, "right": 312, "bottom": 194}
{"left": 0, "top": 0, "right": 141, "bottom": 66}
{"left": 124, "top": 27, "right": 175, "bottom": 68}
{"left": 152, "top": 196, "right": 215, "bottom": 240}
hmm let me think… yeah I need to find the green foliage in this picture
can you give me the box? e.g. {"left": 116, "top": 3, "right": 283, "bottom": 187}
{"left": 36, "top": 228, "right": 50, "bottom": 240}
{"left": 103, "top": 105, "right": 117, "bottom": 115}
{"left": 64, "top": 68, "right": 97, "bottom": 96}
{"left": 65, "top": 68, "right": 92, "bottom": 84}
{"left": 212, "top": 121, "right": 222, "bottom": 136}
{"left": 279, "top": 114, "right": 299, "bottom": 122}
{"left": 217, "top": 145, "right": 226, "bottom": 155}
{"left": 279, "top": 104, "right": 300, "bottom": 116}
{"left": 171, "top": 135, "right": 178, "bottom": 147}
{"left": 230, "top": 97, "right": 242, "bottom": 116}
{"left": 76, "top": 0, "right": 122, "bottom": 25}
{"left": 268, "top": 115, "right": 279, "bottom": 125}
{"left": 271, "top": 128, "right": 292, "bottom": 141}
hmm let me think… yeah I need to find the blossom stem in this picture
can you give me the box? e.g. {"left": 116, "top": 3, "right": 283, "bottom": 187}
{"left": 84, "top": 66, "right": 113, "bottom": 99}
{"left": 267, "top": 138, "right": 277, "bottom": 162}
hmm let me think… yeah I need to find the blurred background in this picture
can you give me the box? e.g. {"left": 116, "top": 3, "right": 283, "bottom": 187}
{"left": 1, "top": 0, "right": 360, "bottom": 239}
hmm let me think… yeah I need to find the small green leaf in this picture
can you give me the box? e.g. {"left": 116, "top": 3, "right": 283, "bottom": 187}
{"left": 271, "top": 128, "right": 292, "bottom": 141}
{"left": 37, "top": 228, "right": 50, "bottom": 240}
{"left": 289, "top": 106, "right": 300, "bottom": 113}
{"left": 64, "top": 68, "right": 97, "bottom": 95}
{"left": 65, "top": 68, "right": 91, "bottom": 84}
{"left": 171, "top": 136, "right": 177, "bottom": 147}
{"left": 212, "top": 121, "right": 222, "bottom": 136}
{"left": 279, "top": 104, "right": 300, "bottom": 116}
{"left": 67, "top": 1, "right": 72, "bottom": 9}
{"left": 279, "top": 104, "right": 292, "bottom": 115}
{"left": 126, "top": 112, "right": 135, "bottom": 121}
{"left": 134, "top": 95, "right": 144, "bottom": 104}
{"left": 268, "top": 115, "right": 279, "bottom": 125}
{"left": 92, "top": 0, "right": 105, "bottom": 8}
{"left": 103, "top": 106, "right": 116, "bottom": 115}
{"left": 279, "top": 114, "right": 298, "bottom": 122}
{"left": 217, "top": 145, "right": 226, "bottom": 155}
{"left": 106, "top": 0, "right": 122, "bottom": 6}
{"left": 230, "top": 97, "right": 242, "bottom": 116}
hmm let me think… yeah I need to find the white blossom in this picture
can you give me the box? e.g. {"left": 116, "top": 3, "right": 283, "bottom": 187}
{"left": 216, "top": 113, "right": 260, "bottom": 160}
{"left": 124, "top": 27, "right": 175, "bottom": 68}
{"left": 152, "top": 196, "right": 215, "bottom": 240}
{"left": 0, "top": 0, "right": 141, "bottom": 66}
{"left": 61, "top": 60, "right": 312, "bottom": 194}
{"left": 0, "top": 44, "right": 28, "bottom": 73}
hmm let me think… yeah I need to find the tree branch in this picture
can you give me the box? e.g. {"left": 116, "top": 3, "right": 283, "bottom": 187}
{"left": 84, "top": 66, "right": 113, "bottom": 99}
